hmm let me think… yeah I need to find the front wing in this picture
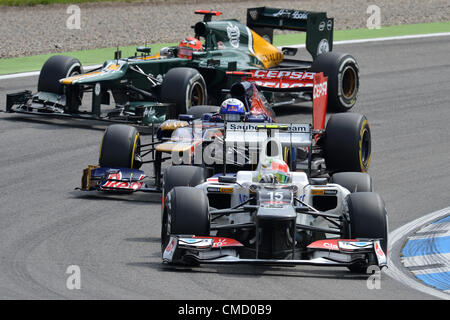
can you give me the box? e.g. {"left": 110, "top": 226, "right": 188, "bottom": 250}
{"left": 163, "top": 236, "right": 387, "bottom": 269}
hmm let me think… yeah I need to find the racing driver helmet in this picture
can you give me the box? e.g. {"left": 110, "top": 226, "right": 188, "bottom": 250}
{"left": 219, "top": 98, "right": 245, "bottom": 122}
{"left": 258, "top": 157, "right": 290, "bottom": 184}
{"left": 177, "top": 37, "right": 203, "bottom": 59}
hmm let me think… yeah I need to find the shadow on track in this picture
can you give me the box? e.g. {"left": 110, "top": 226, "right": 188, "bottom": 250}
{"left": 69, "top": 190, "right": 162, "bottom": 203}
{"left": 0, "top": 114, "right": 108, "bottom": 132}
{"left": 128, "top": 259, "right": 370, "bottom": 280}
{"left": 125, "top": 240, "right": 371, "bottom": 281}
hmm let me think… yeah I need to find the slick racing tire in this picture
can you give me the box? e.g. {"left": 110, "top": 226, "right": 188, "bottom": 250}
{"left": 324, "top": 113, "right": 371, "bottom": 173}
{"left": 160, "top": 67, "right": 207, "bottom": 117}
{"left": 99, "top": 124, "right": 141, "bottom": 169}
{"left": 345, "top": 192, "right": 388, "bottom": 273}
{"left": 37, "top": 55, "right": 84, "bottom": 112}
{"left": 186, "top": 105, "right": 220, "bottom": 119}
{"left": 161, "top": 187, "right": 210, "bottom": 263}
{"left": 163, "top": 165, "right": 207, "bottom": 197}
{"left": 330, "top": 172, "right": 372, "bottom": 193}
{"left": 310, "top": 52, "right": 359, "bottom": 112}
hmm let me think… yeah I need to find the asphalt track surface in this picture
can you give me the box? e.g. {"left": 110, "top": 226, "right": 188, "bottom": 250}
{"left": 0, "top": 36, "right": 449, "bottom": 299}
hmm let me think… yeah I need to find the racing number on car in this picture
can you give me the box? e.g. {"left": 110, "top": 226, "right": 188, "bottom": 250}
{"left": 268, "top": 191, "right": 283, "bottom": 202}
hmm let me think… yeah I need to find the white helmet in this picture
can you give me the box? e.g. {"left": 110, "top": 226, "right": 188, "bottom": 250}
{"left": 220, "top": 98, "right": 245, "bottom": 122}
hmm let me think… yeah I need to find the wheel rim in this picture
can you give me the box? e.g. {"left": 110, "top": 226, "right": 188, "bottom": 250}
{"left": 342, "top": 65, "right": 357, "bottom": 99}
{"left": 360, "top": 127, "right": 371, "bottom": 170}
{"left": 189, "top": 83, "right": 204, "bottom": 108}
{"left": 161, "top": 210, "right": 171, "bottom": 252}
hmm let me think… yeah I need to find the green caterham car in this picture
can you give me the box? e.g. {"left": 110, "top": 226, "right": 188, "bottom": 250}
{"left": 6, "top": 7, "right": 359, "bottom": 126}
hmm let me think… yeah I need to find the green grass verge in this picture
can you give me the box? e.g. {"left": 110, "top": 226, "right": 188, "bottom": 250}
{"left": 1, "top": 21, "right": 449, "bottom": 76}
{"left": 0, "top": 42, "right": 176, "bottom": 75}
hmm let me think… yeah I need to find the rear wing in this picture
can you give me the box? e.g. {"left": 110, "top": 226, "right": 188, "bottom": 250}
{"left": 227, "top": 71, "right": 328, "bottom": 131}
{"left": 246, "top": 7, "right": 334, "bottom": 59}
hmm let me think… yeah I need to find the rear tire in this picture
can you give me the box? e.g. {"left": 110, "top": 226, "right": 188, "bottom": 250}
{"left": 310, "top": 52, "right": 359, "bottom": 112}
{"left": 161, "top": 187, "right": 210, "bottom": 262}
{"left": 99, "top": 124, "right": 141, "bottom": 169}
{"left": 346, "top": 192, "right": 388, "bottom": 273}
{"left": 160, "top": 68, "right": 207, "bottom": 117}
{"left": 324, "top": 113, "right": 371, "bottom": 173}
{"left": 283, "top": 147, "right": 297, "bottom": 172}
{"left": 330, "top": 172, "right": 372, "bottom": 193}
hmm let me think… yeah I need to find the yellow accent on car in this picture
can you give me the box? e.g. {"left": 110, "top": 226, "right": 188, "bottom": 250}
{"left": 160, "top": 120, "right": 190, "bottom": 131}
{"left": 106, "top": 63, "right": 121, "bottom": 71}
{"left": 155, "top": 142, "right": 192, "bottom": 153}
{"left": 250, "top": 30, "right": 284, "bottom": 69}
{"left": 359, "top": 119, "right": 371, "bottom": 172}
{"left": 311, "top": 189, "right": 325, "bottom": 195}
{"left": 130, "top": 133, "right": 140, "bottom": 168}
{"left": 60, "top": 71, "right": 102, "bottom": 85}
{"left": 81, "top": 165, "right": 100, "bottom": 191}
{"left": 135, "top": 53, "right": 161, "bottom": 60}
{"left": 219, "top": 187, "right": 234, "bottom": 194}
{"left": 98, "top": 131, "right": 105, "bottom": 163}
{"left": 257, "top": 124, "right": 288, "bottom": 130}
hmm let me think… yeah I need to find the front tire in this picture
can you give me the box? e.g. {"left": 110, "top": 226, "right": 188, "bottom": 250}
{"left": 99, "top": 124, "right": 141, "bottom": 169}
{"left": 38, "top": 55, "right": 84, "bottom": 112}
{"left": 345, "top": 192, "right": 388, "bottom": 273}
{"left": 161, "top": 187, "right": 210, "bottom": 261}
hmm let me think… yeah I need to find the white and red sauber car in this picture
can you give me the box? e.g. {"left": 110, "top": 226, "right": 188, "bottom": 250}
{"left": 161, "top": 137, "right": 388, "bottom": 273}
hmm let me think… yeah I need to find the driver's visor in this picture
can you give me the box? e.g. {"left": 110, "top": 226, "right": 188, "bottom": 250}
{"left": 178, "top": 47, "right": 193, "bottom": 59}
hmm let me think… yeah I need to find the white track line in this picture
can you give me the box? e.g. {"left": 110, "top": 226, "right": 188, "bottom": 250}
{"left": 385, "top": 206, "right": 450, "bottom": 300}
{"left": 1, "top": 32, "right": 450, "bottom": 81}
{"left": 0, "top": 65, "right": 102, "bottom": 81}
{"left": 402, "top": 253, "right": 450, "bottom": 269}
{"left": 410, "top": 266, "right": 450, "bottom": 276}
{"left": 408, "top": 222, "right": 450, "bottom": 239}
{"left": 287, "top": 32, "right": 450, "bottom": 48}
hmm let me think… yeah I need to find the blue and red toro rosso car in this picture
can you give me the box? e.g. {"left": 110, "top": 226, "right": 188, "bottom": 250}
{"left": 79, "top": 71, "right": 371, "bottom": 198}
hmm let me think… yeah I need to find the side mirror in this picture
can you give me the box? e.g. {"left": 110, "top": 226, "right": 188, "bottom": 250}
{"left": 309, "top": 178, "right": 328, "bottom": 185}
{"left": 136, "top": 46, "right": 152, "bottom": 54}
{"left": 218, "top": 176, "right": 237, "bottom": 184}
